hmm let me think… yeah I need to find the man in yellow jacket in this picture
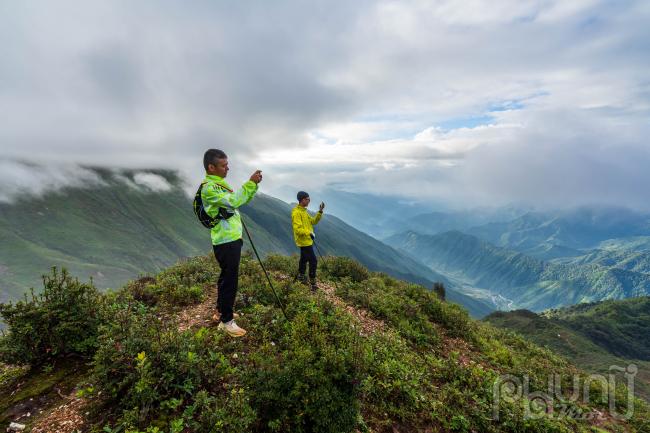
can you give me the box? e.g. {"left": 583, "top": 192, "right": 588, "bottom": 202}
{"left": 291, "top": 191, "right": 325, "bottom": 291}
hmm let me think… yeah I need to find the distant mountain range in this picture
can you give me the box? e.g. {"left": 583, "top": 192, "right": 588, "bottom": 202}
{"left": 271, "top": 186, "right": 435, "bottom": 238}
{"left": 396, "top": 206, "right": 528, "bottom": 238}
{"left": 467, "top": 206, "right": 650, "bottom": 259}
{"left": 387, "top": 230, "right": 650, "bottom": 311}
{"left": 485, "top": 297, "right": 650, "bottom": 400}
{"left": 0, "top": 168, "right": 493, "bottom": 317}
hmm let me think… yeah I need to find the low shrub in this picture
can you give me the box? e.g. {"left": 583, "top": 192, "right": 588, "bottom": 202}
{"left": 0, "top": 267, "right": 102, "bottom": 365}
{"left": 263, "top": 253, "right": 298, "bottom": 276}
{"left": 125, "top": 256, "right": 214, "bottom": 308}
{"left": 93, "top": 296, "right": 251, "bottom": 432}
{"left": 322, "top": 257, "right": 370, "bottom": 283}
{"left": 243, "top": 292, "right": 363, "bottom": 433}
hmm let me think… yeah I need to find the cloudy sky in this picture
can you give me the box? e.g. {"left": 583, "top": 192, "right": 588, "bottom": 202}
{"left": 1, "top": 0, "right": 649, "bottom": 209}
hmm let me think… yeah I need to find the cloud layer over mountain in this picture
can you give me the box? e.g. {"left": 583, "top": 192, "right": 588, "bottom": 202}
{"left": 1, "top": 0, "right": 649, "bottom": 209}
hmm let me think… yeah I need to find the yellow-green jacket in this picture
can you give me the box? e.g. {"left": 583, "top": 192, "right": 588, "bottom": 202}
{"left": 201, "top": 174, "right": 258, "bottom": 245}
{"left": 291, "top": 205, "right": 322, "bottom": 247}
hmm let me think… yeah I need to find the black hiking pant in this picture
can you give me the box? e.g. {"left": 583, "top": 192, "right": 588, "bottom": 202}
{"left": 298, "top": 245, "right": 317, "bottom": 279}
{"left": 213, "top": 239, "right": 243, "bottom": 323}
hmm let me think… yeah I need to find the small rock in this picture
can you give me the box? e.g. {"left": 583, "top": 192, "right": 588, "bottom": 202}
{"left": 25, "top": 413, "right": 30, "bottom": 417}
{"left": 9, "top": 422, "right": 26, "bottom": 431}
{"left": 232, "top": 353, "right": 238, "bottom": 359}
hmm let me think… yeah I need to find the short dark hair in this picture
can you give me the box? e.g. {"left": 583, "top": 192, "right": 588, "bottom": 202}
{"left": 297, "top": 191, "right": 309, "bottom": 201}
{"left": 203, "top": 149, "right": 227, "bottom": 171}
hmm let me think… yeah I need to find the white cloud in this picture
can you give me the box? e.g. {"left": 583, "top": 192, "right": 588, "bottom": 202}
{"left": 0, "top": 159, "right": 106, "bottom": 203}
{"left": 1, "top": 0, "right": 649, "bottom": 210}
{"left": 132, "top": 172, "right": 173, "bottom": 192}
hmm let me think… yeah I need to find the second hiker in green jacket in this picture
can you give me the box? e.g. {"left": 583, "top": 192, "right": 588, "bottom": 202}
{"left": 201, "top": 148, "right": 262, "bottom": 337}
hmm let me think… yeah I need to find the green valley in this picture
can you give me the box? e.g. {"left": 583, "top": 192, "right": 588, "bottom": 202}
{"left": 387, "top": 230, "right": 650, "bottom": 311}
{"left": 485, "top": 297, "right": 650, "bottom": 400}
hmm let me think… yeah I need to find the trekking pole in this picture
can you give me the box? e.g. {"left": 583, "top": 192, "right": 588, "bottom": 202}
{"left": 241, "top": 218, "right": 288, "bottom": 320}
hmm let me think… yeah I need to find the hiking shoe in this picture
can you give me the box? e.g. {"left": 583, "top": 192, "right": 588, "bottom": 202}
{"left": 218, "top": 320, "right": 247, "bottom": 337}
{"left": 212, "top": 312, "right": 239, "bottom": 322}
{"left": 297, "top": 274, "right": 308, "bottom": 285}
{"left": 310, "top": 279, "right": 318, "bottom": 292}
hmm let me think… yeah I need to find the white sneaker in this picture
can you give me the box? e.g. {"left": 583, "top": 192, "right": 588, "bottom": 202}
{"left": 218, "top": 319, "right": 247, "bottom": 337}
{"left": 212, "top": 312, "right": 239, "bottom": 322}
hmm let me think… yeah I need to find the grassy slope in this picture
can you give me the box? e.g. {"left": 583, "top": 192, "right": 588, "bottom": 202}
{"left": 387, "top": 230, "right": 650, "bottom": 311}
{"left": 0, "top": 168, "right": 493, "bottom": 317}
{"left": 2, "top": 255, "right": 648, "bottom": 432}
{"left": 0, "top": 169, "right": 207, "bottom": 301}
{"left": 543, "top": 297, "right": 650, "bottom": 360}
{"left": 485, "top": 298, "right": 650, "bottom": 401}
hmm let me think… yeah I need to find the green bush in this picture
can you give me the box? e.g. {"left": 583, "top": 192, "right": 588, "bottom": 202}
{"left": 263, "top": 253, "right": 298, "bottom": 276}
{"left": 0, "top": 267, "right": 102, "bottom": 365}
{"left": 125, "top": 256, "right": 214, "bottom": 308}
{"left": 93, "top": 295, "right": 252, "bottom": 432}
{"left": 243, "top": 292, "right": 363, "bottom": 433}
{"left": 322, "top": 257, "right": 370, "bottom": 283}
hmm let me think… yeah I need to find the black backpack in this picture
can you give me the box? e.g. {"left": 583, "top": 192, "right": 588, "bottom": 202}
{"left": 193, "top": 183, "right": 235, "bottom": 229}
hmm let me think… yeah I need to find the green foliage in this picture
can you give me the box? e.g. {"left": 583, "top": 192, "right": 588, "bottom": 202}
{"left": 322, "top": 256, "right": 370, "bottom": 283}
{"left": 3, "top": 255, "right": 649, "bottom": 432}
{"left": 125, "top": 256, "right": 216, "bottom": 308}
{"left": 543, "top": 297, "right": 650, "bottom": 360}
{"left": 388, "top": 230, "right": 650, "bottom": 312}
{"left": 263, "top": 253, "right": 297, "bottom": 276}
{"left": 485, "top": 301, "right": 650, "bottom": 401}
{"left": 93, "top": 259, "right": 366, "bottom": 432}
{"left": 93, "top": 295, "right": 253, "bottom": 432}
{"left": 0, "top": 267, "right": 102, "bottom": 365}
{"left": 334, "top": 272, "right": 473, "bottom": 345}
{"left": 243, "top": 293, "right": 362, "bottom": 432}
{"left": 0, "top": 363, "right": 28, "bottom": 392}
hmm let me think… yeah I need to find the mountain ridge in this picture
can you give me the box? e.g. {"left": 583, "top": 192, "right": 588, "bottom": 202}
{"left": 387, "top": 230, "right": 650, "bottom": 311}
{"left": 0, "top": 167, "right": 493, "bottom": 317}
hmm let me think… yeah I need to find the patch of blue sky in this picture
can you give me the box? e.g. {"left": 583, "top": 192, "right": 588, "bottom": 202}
{"left": 488, "top": 100, "right": 525, "bottom": 112}
{"left": 437, "top": 115, "right": 495, "bottom": 131}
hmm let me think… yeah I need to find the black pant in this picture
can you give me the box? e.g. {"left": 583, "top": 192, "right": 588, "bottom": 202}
{"left": 213, "top": 239, "right": 243, "bottom": 323}
{"left": 299, "top": 245, "right": 317, "bottom": 279}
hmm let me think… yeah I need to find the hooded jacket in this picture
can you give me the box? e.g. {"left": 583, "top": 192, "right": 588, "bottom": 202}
{"left": 291, "top": 205, "right": 322, "bottom": 247}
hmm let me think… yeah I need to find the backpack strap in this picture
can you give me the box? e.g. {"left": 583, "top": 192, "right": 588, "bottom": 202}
{"left": 198, "top": 182, "right": 235, "bottom": 221}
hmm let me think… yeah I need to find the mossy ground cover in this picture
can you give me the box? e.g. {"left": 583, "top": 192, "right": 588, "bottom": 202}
{"left": 0, "top": 360, "right": 89, "bottom": 430}
{"left": 1, "top": 254, "right": 649, "bottom": 432}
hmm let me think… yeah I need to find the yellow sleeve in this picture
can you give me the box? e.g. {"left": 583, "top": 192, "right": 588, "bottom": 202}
{"left": 310, "top": 211, "right": 323, "bottom": 226}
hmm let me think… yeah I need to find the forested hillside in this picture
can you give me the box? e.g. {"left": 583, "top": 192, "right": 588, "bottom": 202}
{"left": 387, "top": 230, "right": 650, "bottom": 311}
